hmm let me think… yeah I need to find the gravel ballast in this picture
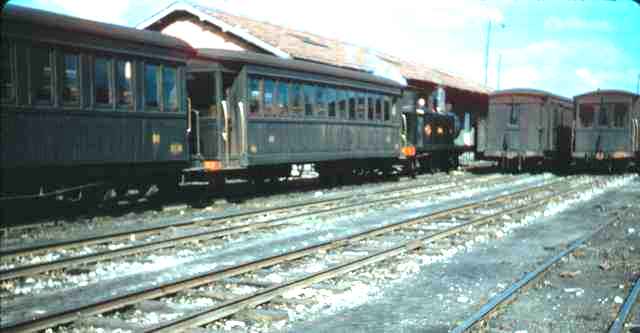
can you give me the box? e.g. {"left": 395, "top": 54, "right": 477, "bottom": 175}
{"left": 281, "top": 177, "right": 639, "bottom": 333}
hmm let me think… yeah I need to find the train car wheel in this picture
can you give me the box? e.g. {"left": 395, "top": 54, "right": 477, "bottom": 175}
{"left": 208, "top": 174, "right": 226, "bottom": 192}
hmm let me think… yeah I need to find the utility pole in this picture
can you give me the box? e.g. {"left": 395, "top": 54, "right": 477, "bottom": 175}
{"left": 637, "top": 73, "right": 639, "bottom": 95}
{"left": 484, "top": 21, "right": 505, "bottom": 88}
{"left": 496, "top": 54, "right": 502, "bottom": 90}
{"left": 483, "top": 21, "right": 492, "bottom": 86}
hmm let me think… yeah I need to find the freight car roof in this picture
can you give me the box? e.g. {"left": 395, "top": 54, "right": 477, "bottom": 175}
{"left": 195, "top": 48, "right": 406, "bottom": 90}
{"left": 574, "top": 89, "right": 639, "bottom": 99}
{"left": 1, "top": 4, "right": 194, "bottom": 53}
{"left": 490, "top": 88, "right": 572, "bottom": 104}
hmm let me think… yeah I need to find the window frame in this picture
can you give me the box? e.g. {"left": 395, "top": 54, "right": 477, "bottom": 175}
{"left": 508, "top": 103, "right": 520, "bottom": 127}
{"left": 115, "top": 58, "right": 135, "bottom": 111}
{"left": 31, "top": 45, "right": 56, "bottom": 106}
{"left": 383, "top": 96, "right": 391, "bottom": 122}
{"left": 303, "top": 83, "right": 315, "bottom": 117}
{"left": 248, "top": 76, "right": 262, "bottom": 117}
{"left": 337, "top": 89, "right": 347, "bottom": 119}
{"left": 290, "top": 81, "right": 303, "bottom": 117}
{"left": 579, "top": 103, "right": 595, "bottom": 128}
{"left": 597, "top": 104, "right": 610, "bottom": 128}
{"left": 374, "top": 95, "right": 383, "bottom": 122}
{"left": 262, "top": 77, "right": 275, "bottom": 117}
{"left": 276, "top": 79, "right": 289, "bottom": 116}
{"left": 143, "top": 61, "right": 161, "bottom": 112}
{"left": 93, "top": 55, "right": 114, "bottom": 108}
{"left": 367, "top": 94, "right": 375, "bottom": 121}
{"left": 613, "top": 103, "right": 629, "bottom": 129}
{"left": 356, "top": 91, "right": 366, "bottom": 121}
{"left": 60, "top": 51, "right": 82, "bottom": 107}
{"left": 1, "top": 42, "right": 17, "bottom": 105}
{"left": 162, "top": 65, "right": 179, "bottom": 112}
{"left": 348, "top": 90, "right": 357, "bottom": 120}
{"left": 327, "top": 87, "right": 337, "bottom": 118}
{"left": 315, "top": 84, "right": 327, "bottom": 118}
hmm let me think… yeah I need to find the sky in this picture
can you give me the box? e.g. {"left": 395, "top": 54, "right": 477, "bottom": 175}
{"left": 8, "top": 0, "right": 640, "bottom": 97}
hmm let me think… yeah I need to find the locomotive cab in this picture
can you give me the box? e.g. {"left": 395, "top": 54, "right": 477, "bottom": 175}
{"left": 399, "top": 87, "right": 459, "bottom": 173}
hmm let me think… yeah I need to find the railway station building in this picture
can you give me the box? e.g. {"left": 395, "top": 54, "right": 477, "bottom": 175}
{"left": 138, "top": 2, "right": 490, "bottom": 147}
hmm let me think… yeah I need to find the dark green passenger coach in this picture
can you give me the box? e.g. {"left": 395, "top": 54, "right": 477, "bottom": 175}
{"left": 184, "top": 49, "right": 405, "bottom": 185}
{"left": 1, "top": 5, "right": 194, "bottom": 199}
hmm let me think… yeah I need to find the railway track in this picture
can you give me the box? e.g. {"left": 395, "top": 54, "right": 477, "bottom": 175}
{"left": 0, "top": 173, "right": 515, "bottom": 281}
{"left": 0, "top": 168, "right": 485, "bottom": 237}
{"left": 0, "top": 171, "right": 476, "bottom": 247}
{"left": 0, "top": 175, "right": 610, "bottom": 332}
{"left": 450, "top": 206, "right": 638, "bottom": 333}
{"left": 609, "top": 277, "right": 640, "bottom": 333}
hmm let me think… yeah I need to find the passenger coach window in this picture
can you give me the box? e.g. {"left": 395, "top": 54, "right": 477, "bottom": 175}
{"left": 116, "top": 60, "right": 133, "bottom": 109}
{"left": 356, "top": 92, "right": 366, "bottom": 120}
{"left": 337, "top": 89, "right": 347, "bottom": 118}
{"left": 163, "top": 67, "right": 178, "bottom": 112}
{"left": 348, "top": 91, "right": 356, "bottom": 120}
{"left": 33, "top": 47, "right": 54, "bottom": 105}
{"left": 1, "top": 44, "right": 14, "bottom": 103}
{"left": 263, "top": 78, "right": 274, "bottom": 116}
{"left": 375, "top": 96, "right": 382, "bottom": 121}
{"left": 598, "top": 105, "right": 609, "bottom": 127}
{"left": 291, "top": 82, "right": 302, "bottom": 116}
{"left": 303, "top": 84, "right": 314, "bottom": 116}
{"left": 94, "top": 57, "right": 112, "bottom": 105}
{"left": 144, "top": 64, "right": 159, "bottom": 108}
{"left": 509, "top": 104, "right": 520, "bottom": 126}
{"left": 384, "top": 97, "right": 391, "bottom": 121}
{"left": 248, "top": 77, "right": 261, "bottom": 115}
{"left": 327, "top": 88, "right": 337, "bottom": 118}
{"left": 62, "top": 54, "right": 80, "bottom": 105}
{"left": 614, "top": 103, "right": 628, "bottom": 128}
{"left": 277, "top": 80, "right": 289, "bottom": 115}
{"left": 579, "top": 104, "right": 595, "bottom": 128}
{"left": 316, "top": 85, "right": 327, "bottom": 117}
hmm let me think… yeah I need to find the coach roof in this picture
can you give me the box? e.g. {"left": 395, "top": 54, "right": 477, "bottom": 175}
{"left": 195, "top": 48, "right": 406, "bottom": 90}
{"left": 491, "top": 88, "right": 572, "bottom": 104}
{"left": 574, "top": 89, "right": 639, "bottom": 99}
{"left": 1, "top": 4, "right": 194, "bottom": 53}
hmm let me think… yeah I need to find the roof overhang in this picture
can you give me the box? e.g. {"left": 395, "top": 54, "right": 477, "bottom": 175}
{"left": 136, "top": 1, "right": 291, "bottom": 59}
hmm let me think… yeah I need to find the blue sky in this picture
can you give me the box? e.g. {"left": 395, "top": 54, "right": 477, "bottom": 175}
{"left": 9, "top": 0, "right": 640, "bottom": 97}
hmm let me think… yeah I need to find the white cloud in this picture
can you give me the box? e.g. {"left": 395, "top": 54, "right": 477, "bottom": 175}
{"left": 544, "top": 17, "right": 612, "bottom": 32}
{"left": 34, "top": 0, "right": 133, "bottom": 25}
{"left": 575, "top": 68, "right": 600, "bottom": 88}
{"left": 501, "top": 66, "right": 542, "bottom": 88}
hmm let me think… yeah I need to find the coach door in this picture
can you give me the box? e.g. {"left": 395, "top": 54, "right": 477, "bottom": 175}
{"left": 220, "top": 71, "right": 247, "bottom": 167}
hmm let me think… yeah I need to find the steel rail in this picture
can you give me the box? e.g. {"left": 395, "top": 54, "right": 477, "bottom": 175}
{"left": 450, "top": 208, "right": 631, "bottom": 333}
{"left": 146, "top": 180, "right": 594, "bottom": 332}
{"left": 608, "top": 276, "right": 640, "bottom": 333}
{"left": 0, "top": 173, "right": 484, "bottom": 259}
{"left": 0, "top": 177, "right": 579, "bottom": 333}
{"left": 0, "top": 175, "right": 511, "bottom": 280}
